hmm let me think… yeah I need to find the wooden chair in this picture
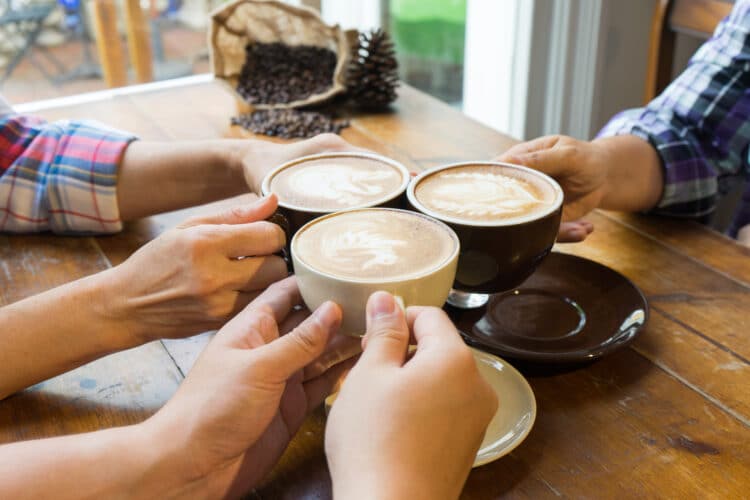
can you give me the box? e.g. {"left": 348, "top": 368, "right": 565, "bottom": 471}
{"left": 644, "top": 0, "right": 734, "bottom": 104}
{"left": 91, "top": 0, "right": 153, "bottom": 88}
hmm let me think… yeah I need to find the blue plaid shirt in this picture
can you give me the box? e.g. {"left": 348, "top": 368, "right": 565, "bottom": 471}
{"left": 598, "top": 0, "right": 750, "bottom": 237}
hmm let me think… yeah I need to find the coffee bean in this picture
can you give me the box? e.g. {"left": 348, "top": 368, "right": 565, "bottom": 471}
{"left": 231, "top": 109, "right": 350, "bottom": 139}
{"left": 236, "top": 42, "right": 338, "bottom": 105}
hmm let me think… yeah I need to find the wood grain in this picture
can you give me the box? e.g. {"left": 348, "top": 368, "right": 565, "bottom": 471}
{"left": 0, "top": 233, "right": 181, "bottom": 440}
{"left": 605, "top": 211, "right": 750, "bottom": 287}
{"left": 6, "top": 80, "right": 748, "bottom": 499}
{"left": 251, "top": 347, "right": 750, "bottom": 499}
{"left": 0, "top": 342, "right": 182, "bottom": 442}
{"left": 670, "top": 0, "right": 733, "bottom": 38}
{"left": 33, "top": 96, "right": 169, "bottom": 140}
{"left": 469, "top": 347, "right": 750, "bottom": 499}
{"left": 644, "top": 0, "right": 732, "bottom": 102}
{"left": 558, "top": 212, "right": 750, "bottom": 362}
{"left": 645, "top": 0, "right": 672, "bottom": 103}
{"left": 353, "top": 86, "right": 517, "bottom": 164}
{"left": 0, "top": 234, "right": 106, "bottom": 305}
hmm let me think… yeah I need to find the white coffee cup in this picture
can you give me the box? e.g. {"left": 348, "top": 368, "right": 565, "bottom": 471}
{"left": 291, "top": 208, "right": 460, "bottom": 336}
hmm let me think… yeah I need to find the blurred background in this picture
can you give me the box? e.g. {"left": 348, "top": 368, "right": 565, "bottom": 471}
{"left": 0, "top": 0, "right": 709, "bottom": 140}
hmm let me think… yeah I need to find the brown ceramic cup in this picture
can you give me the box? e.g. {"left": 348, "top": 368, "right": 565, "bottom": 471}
{"left": 261, "top": 152, "right": 410, "bottom": 239}
{"left": 407, "top": 161, "right": 564, "bottom": 308}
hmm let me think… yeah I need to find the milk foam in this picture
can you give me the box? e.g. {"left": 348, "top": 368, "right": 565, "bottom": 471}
{"left": 270, "top": 158, "right": 403, "bottom": 211}
{"left": 319, "top": 223, "right": 407, "bottom": 273}
{"left": 294, "top": 210, "right": 455, "bottom": 280}
{"left": 415, "top": 166, "right": 554, "bottom": 223}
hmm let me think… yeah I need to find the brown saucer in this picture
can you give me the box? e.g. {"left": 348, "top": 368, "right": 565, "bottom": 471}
{"left": 446, "top": 252, "right": 648, "bottom": 364}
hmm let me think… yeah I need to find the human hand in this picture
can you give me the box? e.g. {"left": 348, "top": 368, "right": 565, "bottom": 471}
{"left": 497, "top": 135, "right": 607, "bottom": 242}
{"left": 144, "top": 277, "right": 354, "bottom": 498}
{"left": 325, "top": 292, "right": 498, "bottom": 500}
{"left": 240, "top": 133, "right": 366, "bottom": 193}
{"left": 103, "top": 195, "right": 288, "bottom": 342}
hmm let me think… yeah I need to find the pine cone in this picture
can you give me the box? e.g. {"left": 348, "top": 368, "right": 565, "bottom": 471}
{"left": 347, "top": 29, "right": 399, "bottom": 110}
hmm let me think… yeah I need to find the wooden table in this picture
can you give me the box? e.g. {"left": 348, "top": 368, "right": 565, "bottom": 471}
{"left": 3, "top": 78, "right": 749, "bottom": 498}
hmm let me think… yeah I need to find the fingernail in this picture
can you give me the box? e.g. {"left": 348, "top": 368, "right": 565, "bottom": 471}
{"left": 369, "top": 292, "right": 395, "bottom": 318}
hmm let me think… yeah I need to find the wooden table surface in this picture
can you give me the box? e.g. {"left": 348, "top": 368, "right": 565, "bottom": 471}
{"left": 2, "top": 79, "right": 749, "bottom": 499}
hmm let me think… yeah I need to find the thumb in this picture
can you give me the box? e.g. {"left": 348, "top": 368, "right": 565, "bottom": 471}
{"left": 503, "top": 148, "right": 572, "bottom": 179}
{"left": 258, "top": 301, "right": 342, "bottom": 380}
{"left": 360, "top": 292, "right": 410, "bottom": 366}
{"left": 498, "top": 136, "right": 572, "bottom": 179}
{"left": 180, "top": 194, "right": 279, "bottom": 227}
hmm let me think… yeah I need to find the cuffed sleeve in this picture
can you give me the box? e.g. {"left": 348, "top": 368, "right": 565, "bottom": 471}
{"left": 597, "top": 1, "right": 750, "bottom": 224}
{"left": 0, "top": 115, "right": 137, "bottom": 234}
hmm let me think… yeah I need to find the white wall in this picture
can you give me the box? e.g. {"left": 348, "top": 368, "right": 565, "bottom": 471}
{"left": 462, "top": 0, "right": 532, "bottom": 139}
{"left": 462, "top": 0, "right": 607, "bottom": 141}
{"left": 590, "top": 0, "right": 656, "bottom": 136}
{"left": 590, "top": 0, "right": 706, "bottom": 136}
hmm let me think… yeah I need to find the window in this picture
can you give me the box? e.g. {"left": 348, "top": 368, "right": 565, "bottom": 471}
{"left": 318, "top": 0, "right": 466, "bottom": 108}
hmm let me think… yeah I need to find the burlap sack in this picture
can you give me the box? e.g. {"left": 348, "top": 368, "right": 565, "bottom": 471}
{"left": 209, "top": 0, "right": 351, "bottom": 111}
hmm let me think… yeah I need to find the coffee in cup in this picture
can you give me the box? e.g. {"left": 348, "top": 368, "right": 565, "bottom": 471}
{"left": 292, "top": 208, "right": 460, "bottom": 335}
{"left": 414, "top": 164, "right": 558, "bottom": 224}
{"left": 407, "top": 162, "right": 563, "bottom": 307}
{"left": 262, "top": 152, "right": 410, "bottom": 236}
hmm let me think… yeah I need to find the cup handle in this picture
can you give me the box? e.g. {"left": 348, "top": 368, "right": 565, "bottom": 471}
{"left": 266, "top": 211, "right": 293, "bottom": 273}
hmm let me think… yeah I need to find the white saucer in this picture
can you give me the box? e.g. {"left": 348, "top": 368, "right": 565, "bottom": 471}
{"left": 324, "top": 347, "right": 536, "bottom": 468}
{"left": 471, "top": 347, "right": 536, "bottom": 467}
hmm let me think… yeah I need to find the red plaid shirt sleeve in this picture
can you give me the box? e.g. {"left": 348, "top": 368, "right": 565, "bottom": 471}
{"left": 0, "top": 114, "right": 137, "bottom": 234}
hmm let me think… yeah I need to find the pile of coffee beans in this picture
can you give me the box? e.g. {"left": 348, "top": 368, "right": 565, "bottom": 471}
{"left": 231, "top": 109, "right": 350, "bottom": 139}
{"left": 236, "top": 42, "right": 337, "bottom": 104}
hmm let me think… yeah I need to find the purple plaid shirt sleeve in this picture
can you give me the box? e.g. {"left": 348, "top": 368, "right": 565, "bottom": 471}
{"left": 598, "top": 0, "right": 750, "bottom": 236}
{"left": 0, "top": 113, "right": 137, "bottom": 234}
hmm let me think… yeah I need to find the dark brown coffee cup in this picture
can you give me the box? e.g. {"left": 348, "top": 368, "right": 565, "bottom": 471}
{"left": 407, "top": 161, "right": 563, "bottom": 305}
{"left": 261, "top": 152, "right": 410, "bottom": 238}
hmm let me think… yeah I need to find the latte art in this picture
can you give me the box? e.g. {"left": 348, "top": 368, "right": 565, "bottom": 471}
{"left": 288, "top": 165, "right": 395, "bottom": 206}
{"left": 320, "top": 224, "right": 407, "bottom": 272}
{"left": 427, "top": 171, "right": 544, "bottom": 218}
{"left": 414, "top": 165, "right": 557, "bottom": 224}
{"left": 269, "top": 156, "right": 404, "bottom": 211}
{"left": 294, "top": 210, "right": 456, "bottom": 281}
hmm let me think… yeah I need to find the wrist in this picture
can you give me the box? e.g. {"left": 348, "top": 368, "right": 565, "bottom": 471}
{"left": 593, "top": 135, "right": 663, "bottom": 211}
{"left": 212, "top": 139, "right": 249, "bottom": 193}
{"left": 120, "top": 421, "right": 210, "bottom": 499}
{"left": 137, "top": 410, "right": 225, "bottom": 499}
{"left": 87, "top": 268, "right": 150, "bottom": 348}
{"left": 216, "top": 139, "right": 258, "bottom": 194}
{"left": 222, "top": 138, "right": 284, "bottom": 194}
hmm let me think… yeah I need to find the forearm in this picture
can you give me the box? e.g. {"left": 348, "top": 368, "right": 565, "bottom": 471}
{"left": 593, "top": 134, "right": 664, "bottom": 212}
{"left": 0, "top": 270, "right": 136, "bottom": 399}
{"left": 0, "top": 423, "right": 192, "bottom": 499}
{"left": 117, "top": 140, "right": 249, "bottom": 220}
